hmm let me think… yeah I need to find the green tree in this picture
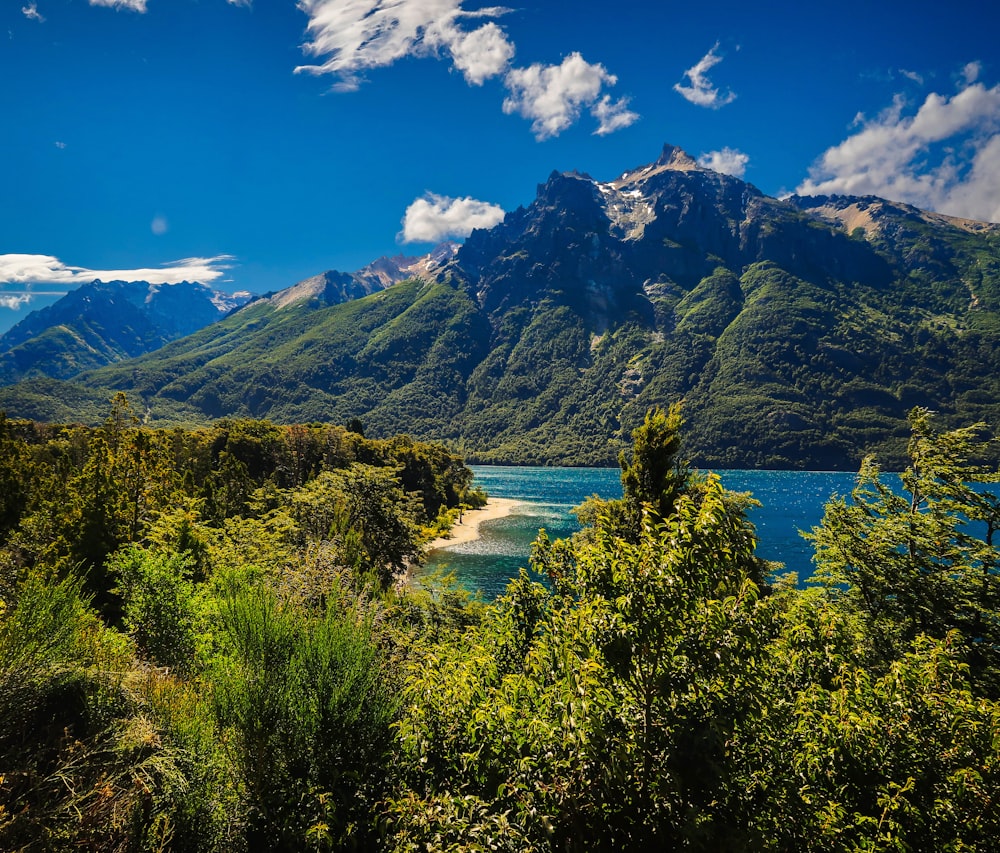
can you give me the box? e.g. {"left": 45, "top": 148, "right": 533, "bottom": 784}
{"left": 288, "top": 464, "right": 421, "bottom": 588}
{"left": 809, "top": 407, "right": 1000, "bottom": 692}
{"left": 620, "top": 402, "right": 689, "bottom": 522}
{"left": 393, "top": 474, "right": 769, "bottom": 849}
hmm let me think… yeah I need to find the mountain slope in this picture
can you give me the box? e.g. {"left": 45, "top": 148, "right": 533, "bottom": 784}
{"left": 0, "top": 280, "right": 252, "bottom": 385}
{"left": 1, "top": 145, "right": 998, "bottom": 468}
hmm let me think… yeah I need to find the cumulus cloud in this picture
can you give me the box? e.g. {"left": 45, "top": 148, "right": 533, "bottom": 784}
{"left": 796, "top": 72, "right": 1000, "bottom": 223}
{"left": 503, "top": 53, "right": 636, "bottom": 140}
{"left": 448, "top": 21, "right": 514, "bottom": 85}
{"left": 674, "top": 42, "right": 736, "bottom": 109}
{"left": 0, "top": 254, "right": 233, "bottom": 287}
{"left": 295, "top": 0, "right": 636, "bottom": 137}
{"left": 22, "top": 3, "right": 44, "bottom": 22}
{"left": 400, "top": 193, "right": 505, "bottom": 243}
{"left": 698, "top": 147, "right": 749, "bottom": 177}
{"left": 963, "top": 61, "right": 981, "bottom": 85}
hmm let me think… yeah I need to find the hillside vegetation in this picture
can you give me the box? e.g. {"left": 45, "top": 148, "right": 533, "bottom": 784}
{"left": 2, "top": 403, "right": 999, "bottom": 850}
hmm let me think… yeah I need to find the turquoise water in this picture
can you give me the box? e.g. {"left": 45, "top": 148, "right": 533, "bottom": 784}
{"left": 424, "top": 466, "right": 859, "bottom": 598}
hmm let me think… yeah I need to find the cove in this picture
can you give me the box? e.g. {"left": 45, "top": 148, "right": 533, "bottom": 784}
{"left": 424, "top": 466, "right": 859, "bottom": 599}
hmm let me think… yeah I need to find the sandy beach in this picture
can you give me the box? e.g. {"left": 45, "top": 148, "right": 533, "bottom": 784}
{"left": 425, "top": 497, "right": 520, "bottom": 551}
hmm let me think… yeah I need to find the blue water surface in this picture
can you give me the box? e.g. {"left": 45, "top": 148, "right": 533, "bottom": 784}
{"left": 424, "top": 466, "right": 860, "bottom": 599}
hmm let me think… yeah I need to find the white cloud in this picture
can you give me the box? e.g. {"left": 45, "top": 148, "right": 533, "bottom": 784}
{"left": 674, "top": 42, "right": 736, "bottom": 109}
{"left": 0, "top": 254, "right": 234, "bottom": 287}
{"left": 797, "top": 73, "right": 1000, "bottom": 223}
{"left": 400, "top": 193, "right": 505, "bottom": 243}
{"left": 295, "top": 0, "right": 514, "bottom": 90}
{"left": 151, "top": 215, "right": 169, "bottom": 236}
{"left": 448, "top": 21, "right": 514, "bottom": 85}
{"left": 88, "top": 0, "right": 147, "bottom": 10}
{"left": 0, "top": 293, "right": 35, "bottom": 311}
{"left": 503, "top": 52, "right": 634, "bottom": 140}
{"left": 591, "top": 94, "right": 639, "bottom": 137}
{"left": 294, "top": 0, "right": 636, "bottom": 137}
{"left": 54, "top": 141, "right": 66, "bottom": 149}
{"left": 698, "top": 147, "right": 749, "bottom": 177}
{"left": 22, "top": 3, "right": 44, "bottom": 22}
{"left": 0, "top": 253, "right": 235, "bottom": 316}
{"left": 900, "top": 69, "right": 924, "bottom": 85}
{"left": 228, "top": 0, "right": 252, "bottom": 6}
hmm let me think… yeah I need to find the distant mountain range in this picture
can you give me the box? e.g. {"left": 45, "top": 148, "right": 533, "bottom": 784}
{"left": 1, "top": 145, "right": 998, "bottom": 469}
{"left": 0, "top": 280, "right": 253, "bottom": 385}
{"left": 0, "top": 246, "right": 462, "bottom": 387}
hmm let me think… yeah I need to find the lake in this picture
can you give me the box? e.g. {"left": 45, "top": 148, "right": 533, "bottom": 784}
{"left": 423, "top": 466, "right": 860, "bottom": 598}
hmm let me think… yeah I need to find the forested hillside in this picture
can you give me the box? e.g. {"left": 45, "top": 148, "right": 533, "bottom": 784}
{"left": 1, "top": 145, "right": 1000, "bottom": 468}
{"left": 2, "top": 402, "right": 999, "bottom": 850}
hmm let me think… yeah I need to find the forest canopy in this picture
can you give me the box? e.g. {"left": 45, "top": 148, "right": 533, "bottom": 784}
{"left": 1, "top": 400, "right": 998, "bottom": 851}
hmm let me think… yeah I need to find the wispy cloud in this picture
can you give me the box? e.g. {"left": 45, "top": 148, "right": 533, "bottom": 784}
{"left": 88, "top": 0, "right": 147, "bottom": 11}
{"left": 294, "top": 0, "right": 636, "bottom": 138}
{"left": 698, "top": 147, "right": 749, "bottom": 177}
{"left": 400, "top": 193, "right": 505, "bottom": 243}
{"left": 294, "top": 0, "right": 515, "bottom": 90}
{"left": 674, "top": 42, "right": 736, "bottom": 109}
{"left": 227, "top": 0, "right": 252, "bottom": 7}
{"left": 21, "top": 3, "right": 44, "bottom": 22}
{"left": 503, "top": 53, "right": 636, "bottom": 140}
{"left": 797, "top": 69, "right": 1000, "bottom": 223}
{"left": 0, "top": 254, "right": 234, "bottom": 286}
{"left": 590, "top": 94, "right": 639, "bottom": 137}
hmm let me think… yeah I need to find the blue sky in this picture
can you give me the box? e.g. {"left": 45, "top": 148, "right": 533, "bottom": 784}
{"left": 3, "top": 0, "right": 1000, "bottom": 331}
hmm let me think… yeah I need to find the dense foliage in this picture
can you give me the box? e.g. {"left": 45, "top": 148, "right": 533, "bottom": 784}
{"left": 2, "top": 403, "right": 999, "bottom": 850}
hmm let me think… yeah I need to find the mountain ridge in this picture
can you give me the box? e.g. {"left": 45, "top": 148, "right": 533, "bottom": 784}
{"left": 1, "top": 144, "right": 998, "bottom": 469}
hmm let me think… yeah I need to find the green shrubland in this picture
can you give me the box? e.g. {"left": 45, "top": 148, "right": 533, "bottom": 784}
{"left": 1, "top": 400, "right": 999, "bottom": 850}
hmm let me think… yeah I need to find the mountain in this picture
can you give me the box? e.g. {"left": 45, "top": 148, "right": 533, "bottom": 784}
{"left": 0, "top": 246, "right": 460, "bottom": 387}
{"left": 1, "top": 145, "right": 998, "bottom": 469}
{"left": 0, "top": 280, "right": 253, "bottom": 385}
{"left": 247, "top": 243, "right": 458, "bottom": 311}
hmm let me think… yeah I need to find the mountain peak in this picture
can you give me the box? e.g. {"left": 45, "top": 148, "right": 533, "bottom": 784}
{"left": 611, "top": 143, "right": 703, "bottom": 189}
{"left": 654, "top": 143, "right": 700, "bottom": 171}
{"left": 258, "top": 243, "right": 458, "bottom": 312}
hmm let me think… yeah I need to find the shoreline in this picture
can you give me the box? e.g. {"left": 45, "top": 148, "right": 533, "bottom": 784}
{"left": 397, "top": 498, "right": 520, "bottom": 590}
{"left": 424, "top": 497, "right": 520, "bottom": 552}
